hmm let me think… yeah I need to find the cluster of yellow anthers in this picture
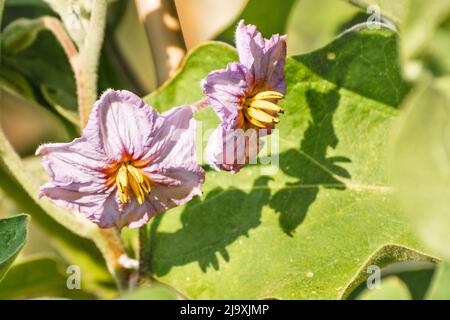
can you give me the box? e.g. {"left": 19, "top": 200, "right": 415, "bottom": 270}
{"left": 114, "top": 163, "right": 151, "bottom": 205}
{"left": 239, "top": 90, "right": 284, "bottom": 129}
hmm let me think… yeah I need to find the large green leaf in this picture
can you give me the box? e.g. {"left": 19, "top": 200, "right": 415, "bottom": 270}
{"left": 143, "top": 28, "right": 435, "bottom": 299}
{"left": 3, "top": 29, "right": 78, "bottom": 118}
{"left": 0, "top": 214, "right": 28, "bottom": 281}
{"left": 0, "top": 255, "right": 95, "bottom": 299}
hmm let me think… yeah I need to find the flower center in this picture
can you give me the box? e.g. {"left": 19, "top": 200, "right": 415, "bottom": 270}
{"left": 115, "top": 163, "right": 151, "bottom": 205}
{"left": 240, "top": 90, "right": 284, "bottom": 129}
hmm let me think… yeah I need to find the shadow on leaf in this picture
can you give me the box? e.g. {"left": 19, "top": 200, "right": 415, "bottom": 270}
{"left": 294, "top": 30, "right": 409, "bottom": 108}
{"left": 270, "top": 88, "right": 351, "bottom": 235}
{"left": 150, "top": 176, "right": 271, "bottom": 276}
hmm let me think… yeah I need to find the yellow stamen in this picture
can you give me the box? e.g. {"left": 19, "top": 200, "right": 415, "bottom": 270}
{"left": 249, "top": 99, "right": 284, "bottom": 113}
{"left": 128, "top": 172, "right": 145, "bottom": 205}
{"left": 241, "top": 90, "right": 284, "bottom": 129}
{"left": 116, "top": 165, "right": 129, "bottom": 204}
{"left": 252, "top": 90, "right": 284, "bottom": 100}
{"left": 142, "top": 175, "right": 151, "bottom": 194}
{"left": 245, "top": 114, "right": 267, "bottom": 128}
{"left": 127, "top": 164, "right": 144, "bottom": 184}
{"left": 115, "top": 163, "right": 151, "bottom": 205}
{"left": 245, "top": 107, "right": 278, "bottom": 124}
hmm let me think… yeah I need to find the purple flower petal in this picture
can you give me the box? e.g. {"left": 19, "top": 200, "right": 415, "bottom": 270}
{"left": 141, "top": 105, "right": 205, "bottom": 217}
{"left": 36, "top": 138, "right": 108, "bottom": 190}
{"left": 201, "top": 62, "right": 249, "bottom": 128}
{"left": 142, "top": 105, "right": 197, "bottom": 166}
{"left": 205, "top": 125, "right": 263, "bottom": 173}
{"left": 84, "top": 89, "right": 159, "bottom": 161}
{"left": 203, "top": 21, "right": 286, "bottom": 173}
{"left": 95, "top": 194, "right": 153, "bottom": 229}
{"left": 146, "top": 165, "right": 204, "bottom": 211}
{"left": 39, "top": 183, "right": 111, "bottom": 217}
{"left": 235, "top": 20, "right": 287, "bottom": 93}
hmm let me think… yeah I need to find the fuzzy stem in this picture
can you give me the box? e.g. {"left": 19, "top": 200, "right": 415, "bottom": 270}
{"left": 193, "top": 98, "right": 209, "bottom": 111}
{"left": 139, "top": 224, "right": 152, "bottom": 278}
{"left": 98, "top": 228, "right": 129, "bottom": 291}
{"left": 78, "top": 0, "right": 108, "bottom": 127}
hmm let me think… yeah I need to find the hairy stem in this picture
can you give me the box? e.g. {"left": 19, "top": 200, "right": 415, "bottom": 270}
{"left": 139, "top": 224, "right": 152, "bottom": 278}
{"left": 134, "top": 0, "right": 186, "bottom": 85}
{"left": 78, "top": 0, "right": 108, "bottom": 127}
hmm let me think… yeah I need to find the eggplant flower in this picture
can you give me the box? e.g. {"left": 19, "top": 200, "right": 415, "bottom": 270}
{"left": 201, "top": 20, "right": 286, "bottom": 173}
{"left": 37, "top": 90, "right": 204, "bottom": 229}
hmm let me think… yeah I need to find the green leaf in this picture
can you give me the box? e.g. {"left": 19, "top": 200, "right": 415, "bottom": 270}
{"left": 391, "top": 77, "right": 450, "bottom": 261}
{"left": 216, "top": 0, "right": 299, "bottom": 43}
{"left": 143, "top": 28, "right": 435, "bottom": 299}
{"left": 1, "top": 25, "right": 79, "bottom": 125}
{"left": 2, "top": 0, "right": 54, "bottom": 27}
{"left": 0, "top": 255, "right": 95, "bottom": 299}
{"left": 356, "top": 276, "right": 411, "bottom": 300}
{"left": 0, "top": 63, "right": 35, "bottom": 100}
{"left": 0, "top": 214, "right": 28, "bottom": 281}
{"left": 145, "top": 42, "right": 237, "bottom": 109}
{"left": 119, "top": 284, "right": 178, "bottom": 300}
{"left": 1, "top": 17, "right": 45, "bottom": 54}
{"left": 427, "top": 261, "right": 450, "bottom": 299}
